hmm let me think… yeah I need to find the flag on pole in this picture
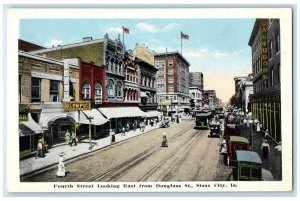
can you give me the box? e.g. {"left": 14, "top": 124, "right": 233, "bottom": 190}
{"left": 123, "top": 26, "right": 129, "bottom": 34}
{"left": 181, "top": 32, "right": 189, "bottom": 40}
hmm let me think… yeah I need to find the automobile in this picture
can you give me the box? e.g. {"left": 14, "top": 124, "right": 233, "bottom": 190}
{"left": 159, "top": 117, "right": 170, "bottom": 128}
{"left": 232, "top": 150, "right": 262, "bottom": 181}
{"left": 227, "top": 136, "right": 250, "bottom": 166}
{"left": 209, "top": 122, "right": 221, "bottom": 138}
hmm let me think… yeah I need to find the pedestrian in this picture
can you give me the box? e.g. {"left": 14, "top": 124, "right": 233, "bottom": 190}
{"left": 261, "top": 140, "right": 270, "bottom": 160}
{"left": 70, "top": 130, "right": 77, "bottom": 147}
{"left": 35, "top": 139, "right": 43, "bottom": 159}
{"left": 65, "top": 130, "right": 70, "bottom": 145}
{"left": 256, "top": 121, "right": 261, "bottom": 134}
{"left": 56, "top": 152, "right": 66, "bottom": 177}
{"left": 264, "top": 129, "right": 269, "bottom": 140}
{"left": 122, "top": 127, "right": 126, "bottom": 136}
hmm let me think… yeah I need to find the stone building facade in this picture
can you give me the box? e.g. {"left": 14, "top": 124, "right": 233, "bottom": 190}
{"left": 248, "top": 18, "right": 281, "bottom": 143}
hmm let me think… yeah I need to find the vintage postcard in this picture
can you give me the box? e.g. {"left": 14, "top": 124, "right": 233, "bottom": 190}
{"left": 5, "top": 7, "right": 293, "bottom": 193}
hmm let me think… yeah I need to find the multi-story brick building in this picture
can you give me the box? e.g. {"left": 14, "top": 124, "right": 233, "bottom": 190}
{"left": 248, "top": 18, "right": 281, "bottom": 143}
{"left": 155, "top": 51, "right": 190, "bottom": 115}
{"left": 18, "top": 51, "right": 81, "bottom": 157}
{"left": 30, "top": 34, "right": 147, "bottom": 133}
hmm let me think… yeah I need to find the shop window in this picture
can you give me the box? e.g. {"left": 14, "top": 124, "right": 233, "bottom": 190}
{"left": 82, "top": 82, "right": 91, "bottom": 99}
{"left": 31, "top": 77, "right": 41, "bottom": 103}
{"left": 50, "top": 80, "right": 59, "bottom": 102}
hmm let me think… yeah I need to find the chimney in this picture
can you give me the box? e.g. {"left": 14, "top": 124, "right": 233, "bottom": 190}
{"left": 83, "top": 37, "right": 93, "bottom": 42}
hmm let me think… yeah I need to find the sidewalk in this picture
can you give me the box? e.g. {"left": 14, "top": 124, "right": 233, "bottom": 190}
{"left": 20, "top": 120, "right": 182, "bottom": 176}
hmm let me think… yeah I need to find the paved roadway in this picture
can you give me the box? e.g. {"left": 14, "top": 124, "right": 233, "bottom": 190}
{"left": 21, "top": 119, "right": 232, "bottom": 182}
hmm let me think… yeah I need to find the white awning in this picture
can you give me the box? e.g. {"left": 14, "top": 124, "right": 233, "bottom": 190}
{"left": 99, "top": 107, "right": 146, "bottom": 119}
{"left": 79, "top": 109, "right": 108, "bottom": 125}
{"left": 39, "top": 110, "right": 78, "bottom": 128}
{"left": 19, "top": 113, "right": 42, "bottom": 136}
{"left": 145, "top": 110, "right": 162, "bottom": 117}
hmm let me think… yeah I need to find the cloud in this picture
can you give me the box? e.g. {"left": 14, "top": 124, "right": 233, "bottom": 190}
{"left": 162, "top": 23, "right": 178, "bottom": 31}
{"left": 213, "top": 50, "right": 240, "bottom": 58}
{"left": 44, "top": 39, "right": 63, "bottom": 47}
{"left": 136, "top": 23, "right": 157, "bottom": 33}
{"left": 105, "top": 27, "right": 123, "bottom": 34}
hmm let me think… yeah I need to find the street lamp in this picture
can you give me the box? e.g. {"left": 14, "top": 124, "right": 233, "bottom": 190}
{"left": 87, "top": 115, "right": 94, "bottom": 150}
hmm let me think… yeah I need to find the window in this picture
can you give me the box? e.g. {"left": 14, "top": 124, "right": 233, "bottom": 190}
{"left": 69, "top": 81, "right": 74, "bottom": 100}
{"left": 168, "top": 76, "right": 174, "bottom": 83}
{"left": 168, "top": 69, "right": 173, "bottom": 75}
{"left": 107, "top": 79, "right": 114, "bottom": 97}
{"left": 270, "top": 68, "right": 274, "bottom": 86}
{"left": 116, "top": 81, "right": 123, "bottom": 97}
{"left": 168, "top": 60, "right": 173, "bottom": 67}
{"left": 31, "top": 77, "right": 41, "bottom": 102}
{"left": 268, "top": 40, "right": 273, "bottom": 59}
{"left": 50, "top": 80, "right": 59, "bottom": 102}
{"left": 168, "top": 85, "right": 174, "bottom": 93}
{"left": 82, "top": 82, "right": 91, "bottom": 99}
{"left": 275, "top": 31, "right": 280, "bottom": 53}
{"left": 19, "top": 75, "right": 21, "bottom": 103}
{"left": 278, "top": 64, "right": 280, "bottom": 83}
{"left": 95, "top": 82, "right": 102, "bottom": 96}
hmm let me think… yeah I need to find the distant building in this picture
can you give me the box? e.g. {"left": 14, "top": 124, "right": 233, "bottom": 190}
{"left": 155, "top": 51, "right": 190, "bottom": 115}
{"left": 18, "top": 39, "right": 45, "bottom": 52}
{"left": 203, "top": 90, "right": 217, "bottom": 109}
{"left": 189, "top": 87, "right": 203, "bottom": 110}
{"left": 189, "top": 72, "right": 204, "bottom": 90}
{"left": 233, "top": 75, "right": 253, "bottom": 113}
{"left": 248, "top": 18, "right": 281, "bottom": 143}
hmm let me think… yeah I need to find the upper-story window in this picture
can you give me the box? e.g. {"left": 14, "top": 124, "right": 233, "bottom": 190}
{"left": 168, "top": 69, "right": 173, "bottom": 75}
{"left": 168, "top": 85, "right": 174, "bottom": 93}
{"left": 94, "top": 82, "right": 102, "bottom": 96}
{"left": 156, "top": 61, "right": 165, "bottom": 69}
{"left": 278, "top": 64, "right": 280, "bottom": 83}
{"left": 107, "top": 79, "right": 114, "bottom": 97}
{"left": 31, "top": 77, "right": 41, "bottom": 103}
{"left": 168, "top": 76, "right": 174, "bottom": 83}
{"left": 82, "top": 82, "right": 91, "bottom": 99}
{"left": 116, "top": 81, "right": 123, "bottom": 97}
{"left": 270, "top": 67, "right": 274, "bottom": 87}
{"left": 268, "top": 40, "right": 273, "bottom": 59}
{"left": 50, "top": 80, "right": 59, "bottom": 102}
{"left": 275, "top": 31, "right": 280, "bottom": 53}
{"left": 19, "top": 75, "right": 21, "bottom": 103}
{"left": 168, "top": 60, "right": 173, "bottom": 67}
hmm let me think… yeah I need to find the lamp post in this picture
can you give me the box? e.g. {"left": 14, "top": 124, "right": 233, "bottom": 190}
{"left": 87, "top": 115, "right": 94, "bottom": 150}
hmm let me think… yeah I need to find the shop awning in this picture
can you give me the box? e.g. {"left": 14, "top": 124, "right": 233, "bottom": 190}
{"left": 19, "top": 113, "right": 42, "bottom": 136}
{"left": 39, "top": 110, "right": 78, "bottom": 128}
{"left": 99, "top": 107, "right": 146, "bottom": 119}
{"left": 145, "top": 110, "right": 162, "bottom": 117}
{"left": 79, "top": 109, "right": 108, "bottom": 125}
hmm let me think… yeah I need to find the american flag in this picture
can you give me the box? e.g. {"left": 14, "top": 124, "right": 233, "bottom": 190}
{"left": 181, "top": 32, "right": 189, "bottom": 40}
{"left": 123, "top": 26, "right": 129, "bottom": 34}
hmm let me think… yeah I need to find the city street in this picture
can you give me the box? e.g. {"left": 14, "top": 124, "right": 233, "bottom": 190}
{"left": 21, "top": 119, "right": 232, "bottom": 182}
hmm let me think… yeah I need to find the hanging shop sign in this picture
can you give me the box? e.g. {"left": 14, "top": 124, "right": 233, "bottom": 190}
{"left": 261, "top": 19, "right": 269, "bottom": 80}
{"left": 19, "top": 106, "right": 29, "bottom": 121}
{"left": 64, "top": 101, "right": 91, "bottom": 111}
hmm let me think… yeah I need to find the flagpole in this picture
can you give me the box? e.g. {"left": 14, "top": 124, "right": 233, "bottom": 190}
{"left": 122, "top": 26, "right": 124, "bottom": 45}
{"left": 181, "top": 32, "right": 182, "bottom": 55}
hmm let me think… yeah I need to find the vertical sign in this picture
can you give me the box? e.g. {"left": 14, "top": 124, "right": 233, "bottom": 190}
{"left": 261, "top": 19, "right": 269, "bottom": 80}
{"left": 63, "top": 60, "right": 70, "bottom": 101}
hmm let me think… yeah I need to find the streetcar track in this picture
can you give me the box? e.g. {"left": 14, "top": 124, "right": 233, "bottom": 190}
{"left": 137, "top": 129, "right": 200, "bottom": 181}
{"left": 162, "top": 130, "right": 205, "bottom": 181}
{"left": 89, "top": 121, "right": 196, "bottom": 182}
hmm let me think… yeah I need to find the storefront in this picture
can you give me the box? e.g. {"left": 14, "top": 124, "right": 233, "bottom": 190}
{"left": 99, "top": 107, "right": 146, "bottom": 133}
{"left": 19, "top": 113, "right": 42, "bottom": 158}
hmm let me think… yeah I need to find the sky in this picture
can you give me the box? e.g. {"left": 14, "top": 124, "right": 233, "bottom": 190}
{"left": 20, "top": 18, "right": 256, "bottom": 103}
